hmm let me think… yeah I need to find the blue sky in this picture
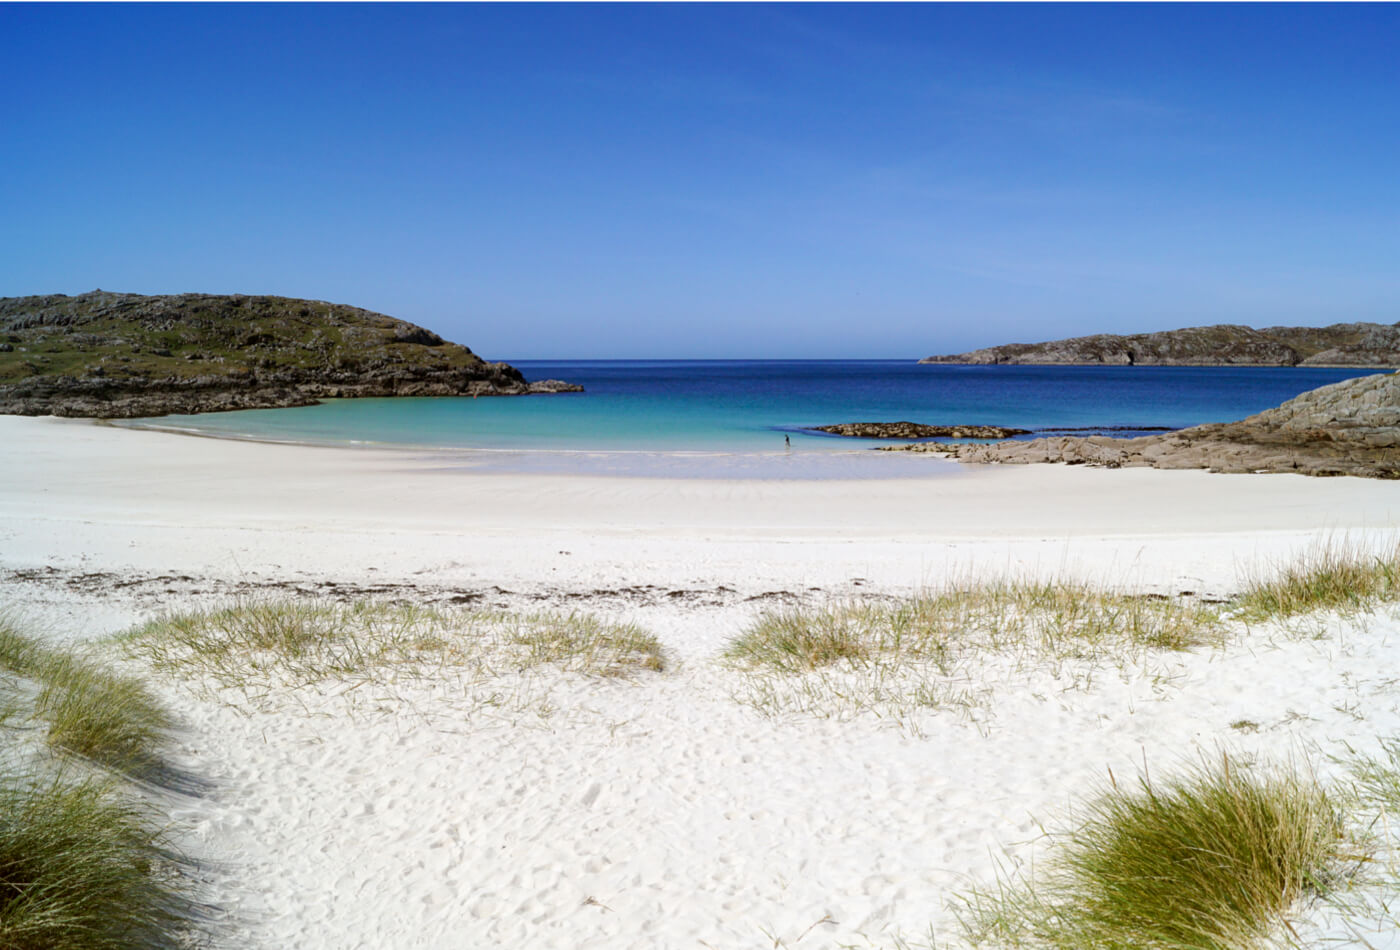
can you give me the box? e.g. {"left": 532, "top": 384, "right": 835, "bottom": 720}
{"left": 2, "top": 3, "right": 1396, "bottom": 358}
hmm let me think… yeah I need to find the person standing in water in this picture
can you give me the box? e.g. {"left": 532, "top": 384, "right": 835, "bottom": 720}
{"left": 784, "top": 434, "right": 791, "bottom": 449}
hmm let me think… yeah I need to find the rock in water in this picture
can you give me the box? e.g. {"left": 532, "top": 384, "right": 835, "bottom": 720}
{"left": 0, "top": 291, "right": 582, "bottom": 417}
{"left": 810, "top": 422, "right": 1029, "bottom": 439}
{"left": 903, "top": 372, "right": 1400, "bottom": 479}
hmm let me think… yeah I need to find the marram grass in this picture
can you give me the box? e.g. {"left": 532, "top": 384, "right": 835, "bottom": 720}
{"left": 504, "top": 611, "right": 665, "bottom": 675}
{"left": 0, "top": 616, "right": 173, "bottom": 782}
{"left": 958, "top": 758, "right": 1344, "bottom": 950}
{"left": 0, "top": 768, "right": 194, "bottom": 950}
{"left": 1348, "top": 736, "right": 1400, "bottom": 813}
{"left": 723, "top": 581, "right": 1224, "bottom": 721}
{"left": 0, "top": 619, "right": 43, "bottom": 677}
{"left": 1235, "top": 540, "right": 1400, "bottom": 622}
{"left": 32, "top": 654, "right": 174, "bottom": 781}
{"left": 725, "top": 580, "right": 1225, "bottom": 675}
{"left": 127, "top": 598, "right": 665, "bottom": 688}
{"left": 0, "top": 614, "right": 198, "bottom": 949}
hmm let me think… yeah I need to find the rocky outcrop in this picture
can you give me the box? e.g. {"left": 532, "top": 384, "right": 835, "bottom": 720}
{"left": 888, "top": 372, "right": 1400, "bottom": 479}
{"left": 810, "top": 422, "right": 1029, "bottom": 439}
{"left": 921, "top": 322, "right": 1400, "bottom": 367}
{"left": 0, "top": 291, "right": 581, "bottom": 417}
{"left": 524, "top": 378, "right": 586, "bottom": 394}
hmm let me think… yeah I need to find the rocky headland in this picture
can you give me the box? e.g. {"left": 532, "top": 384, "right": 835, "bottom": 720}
{"left": 810, "top": 422, "right": 1029, "bottom": 439}
{"left": 885, "top": 371, "right": 1400, "bottom": 479}
{"left": 0, "top": 291, "right": 581, "bottom": 418}
{"left": 921, "top": 322, "right": 1400, "bottom": 366}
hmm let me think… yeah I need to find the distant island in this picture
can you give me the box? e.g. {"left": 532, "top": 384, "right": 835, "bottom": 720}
{"left": 0, "top": 291, "right": 580, "bottom": 418}
{"left": 921, "top": 322, "right": 1400, "bottom": 367}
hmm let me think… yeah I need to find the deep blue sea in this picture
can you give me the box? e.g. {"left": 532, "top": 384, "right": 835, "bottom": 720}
{"left": 126, "top": 361, "right": 1389, "bottom": 478}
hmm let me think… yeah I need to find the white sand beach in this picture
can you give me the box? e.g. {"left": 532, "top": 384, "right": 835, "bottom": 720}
{"left": 5, "top": 414, "right": 1400, "bottom": 948}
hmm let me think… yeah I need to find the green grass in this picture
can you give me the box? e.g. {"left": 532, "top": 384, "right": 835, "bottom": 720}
{"left": 0, "top": 616, "right": 174, "bottom": 783}
{"left": 503, "top": 612, "right": 665, "bottom": 675}
{"left": 724, "top": 580, "right": 1224, "bottom": 721}
{"left": 1348, "top": 736, "right": 1400, "bottom": 813}
{"left": 31, "top": 654, "right": 175, "bottom": 781}
{"left": 0, "top": 291, "right": 490, "bottom": 385}
{"left": 0, "top": 614, "right": 199, "bottom": 949}
{"left": 725, "top": 603, "right": 890, "bottom": 673}
{"left": 0, "top": 620, "right": 43, "bottom": 676}
{"left": 0, "top": 768, "right": 194, "bottom": 950}
{"left": 127, "top": 598, "right": 665, "bottom": 690}
{"left": 727, "top": 581, "right": 1224, "bottom": 675}
{"left": 1235, "top": 541, "right": 1400, "bottom": 622}
{"left": 959, "top": 758, "right": 1344, "bottom": 949}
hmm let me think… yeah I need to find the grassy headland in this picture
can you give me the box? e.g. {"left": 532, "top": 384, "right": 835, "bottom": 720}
{"left": 0, "top": 291, "right": 578, "bottom": 417}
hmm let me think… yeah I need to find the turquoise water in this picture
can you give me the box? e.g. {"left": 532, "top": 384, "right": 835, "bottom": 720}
{"left": 126, "top": 361, "right": 1389, "bottom": 478}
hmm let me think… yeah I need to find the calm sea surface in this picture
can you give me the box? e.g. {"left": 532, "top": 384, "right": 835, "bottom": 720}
{"left": 125, "top": 361, "right": 1389, "bottom": 478}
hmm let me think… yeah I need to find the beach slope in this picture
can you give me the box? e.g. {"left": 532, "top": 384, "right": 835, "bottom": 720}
{"left": 3, "top": 417, "right": 1399, "bottom": 948}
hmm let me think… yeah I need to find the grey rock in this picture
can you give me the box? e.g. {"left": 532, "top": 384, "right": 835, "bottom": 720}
{"left": 526, "top": 379, "right": 585, "bottom": 394}
{"left": 811, "top": 421, "right": 1029, "bottom": 439}
{"left": 894, "top": 372, "right": 1400, "bottom": 479}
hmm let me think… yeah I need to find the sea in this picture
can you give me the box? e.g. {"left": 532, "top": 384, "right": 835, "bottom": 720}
{"left": 121, "top": 361, "right": 1390, "bottom": 479}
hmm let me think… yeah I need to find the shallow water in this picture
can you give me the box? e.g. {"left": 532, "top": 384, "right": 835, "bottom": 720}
{"left": 124, "top": 361, "right": 1387, "bottom": 478}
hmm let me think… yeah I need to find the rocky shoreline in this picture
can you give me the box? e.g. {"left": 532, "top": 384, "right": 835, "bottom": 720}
{"left": 0, "top": 371, "right": 583, "bottom": 419}
{"left": 0, "top": 291, "right": 581, "bottom": 418}
{"left": 884, "top": 371, "right": 1400, "bottom": 479}
{"left": 810, "top": 421, "right": 1029, "bottom": 439}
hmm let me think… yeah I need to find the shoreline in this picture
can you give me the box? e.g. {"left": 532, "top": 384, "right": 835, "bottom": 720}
{"left": 6, "top": 412, "right": 1398, "bottom": 620}
{"left": 109, "top": 415, "right": 971, "bottom": 481}
{"left": 5, "top": 414, "right": 1400, "bottom": 948}
{"left": 90, "top": 362, "right": 1391, "bottom": 467}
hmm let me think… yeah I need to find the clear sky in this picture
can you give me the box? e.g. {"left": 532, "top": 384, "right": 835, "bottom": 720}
{"left": 2, "top": 3, "right": 1396, "bottom": 359}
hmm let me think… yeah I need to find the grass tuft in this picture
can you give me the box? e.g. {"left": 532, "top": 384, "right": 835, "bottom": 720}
{"left": 724, "top": 605, "right": 881, "bottom": 673}
{"left": 0, "top": 614, "right": 199, "bottom": 948}
{"left": 31, "top": 654, "right": 175, "bottom": 781}
{"left": 1346, "top": 736, "right": 1400, "bottom": 814}
{"left": 0, "top": 618, "right": 43, "bottom": 677}
{"left": 1235, "top": 540, "right": 1400, "bottom": 622}
{"left": 725, "top": 580, "right": 1223, "bottom": 720}
{"left": 959, "top": 757, "right": 1344, "bottom": 949}
{"left": 0, "top": 768, "right": 194, "bottom": 950}
{"left": 128, "top": 598, "right": 665, "bottom": 690}
{"left": 504, "top": 612, "right": 664, "bottom": 676}
{"left": 0, "top": 616, "right": 174, "bottom": 783}
{"left": 727, "top": 582, "right": 1223, "bottom": 675}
